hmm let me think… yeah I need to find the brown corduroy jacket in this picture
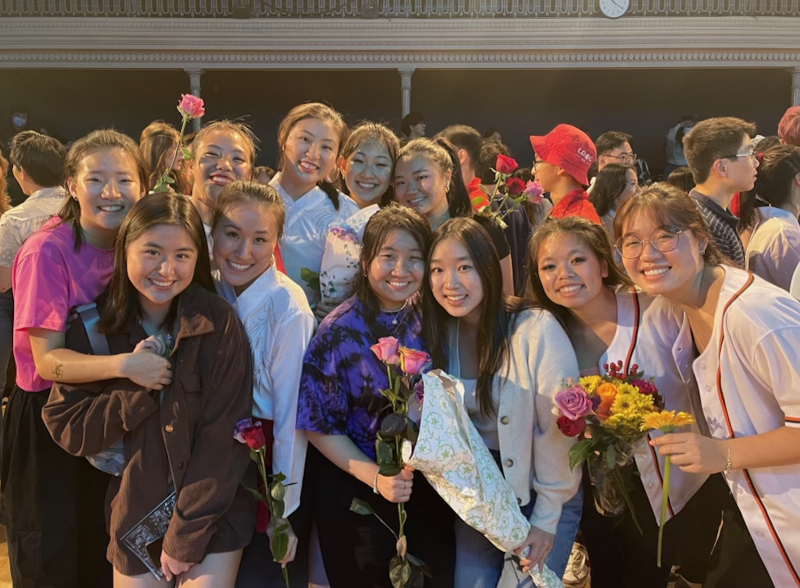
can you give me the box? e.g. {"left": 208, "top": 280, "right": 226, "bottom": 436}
{"left": 43, "top": 284, "right": 256, "bottom": 576}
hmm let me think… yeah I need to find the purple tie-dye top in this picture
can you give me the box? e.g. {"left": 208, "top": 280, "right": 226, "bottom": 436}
{"left": 296, "top": 294, "right": 425, "bottom": 461}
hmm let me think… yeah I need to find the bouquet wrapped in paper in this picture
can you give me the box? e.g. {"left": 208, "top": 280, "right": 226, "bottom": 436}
{"left": 402, "top": 370, "right": 564, "bottom": 588}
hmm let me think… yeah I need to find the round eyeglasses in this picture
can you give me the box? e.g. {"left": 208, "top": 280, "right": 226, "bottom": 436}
{"left": 615, "top": 230, "right": 683, "bottom": 259}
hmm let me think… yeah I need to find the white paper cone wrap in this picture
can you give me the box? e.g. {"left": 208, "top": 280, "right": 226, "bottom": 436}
{"left": 402, "top": 370, "right": 565, "bottom": 588}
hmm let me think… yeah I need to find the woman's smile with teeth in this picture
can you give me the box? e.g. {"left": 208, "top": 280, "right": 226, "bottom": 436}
{"left": 227, "top": 260, "right": 253, "bottom": 272}
{"left": 299, "top": 161, "right": 319, "bottom": 172}
{"left": 150, "top": 278, "right": 175, "bottom": 288}
{"left": 643, "top": 267, "right": 670, "bottom": 276}
{"left": 356, "top": 181, "right": 377, "bottom": 190}
{"left": 388, "top": 280, "right": 409, "bottom": 289}
{"left": 99, "top": 204, "right": 123, "bottom": 212}
{"left": 558, "top": 284, "right": 583, "bottom": 294}
{"left": 446, "top": 294, "right": 466, "bottom": 302}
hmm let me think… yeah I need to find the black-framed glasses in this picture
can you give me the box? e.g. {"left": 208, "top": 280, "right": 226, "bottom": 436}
{"left": 604, "top": 152, "right": 638, "bottom": 165}
{"left": 615, "top": 229, "right": 684, "bottom": 259}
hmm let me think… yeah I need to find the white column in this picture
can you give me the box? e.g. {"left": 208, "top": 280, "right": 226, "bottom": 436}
{"left": 792, "top": 66, "right": 800, "bottom": 107}
{"left": 398, "top": 67, "right": 415, "bottom": 119}
{"left": 186, "top": 68, "right": 204, "bottom": 132}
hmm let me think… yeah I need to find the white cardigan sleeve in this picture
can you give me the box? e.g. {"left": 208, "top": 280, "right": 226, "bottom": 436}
{"left": 529, "top": 311, "right": 582, "bottom": 534}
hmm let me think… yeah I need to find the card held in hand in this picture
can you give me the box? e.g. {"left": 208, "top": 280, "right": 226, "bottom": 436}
{"left": 120, "top": 491, "right": 178, "bottom": 580}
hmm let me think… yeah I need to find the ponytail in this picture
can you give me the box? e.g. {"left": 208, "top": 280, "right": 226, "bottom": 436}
{"left": 318, "top": 179, "right": 340, "bottom": 211}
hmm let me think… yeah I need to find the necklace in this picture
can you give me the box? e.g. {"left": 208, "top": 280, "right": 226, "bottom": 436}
{"left": 380, "top": 299, "right": 409, "bottom": 325}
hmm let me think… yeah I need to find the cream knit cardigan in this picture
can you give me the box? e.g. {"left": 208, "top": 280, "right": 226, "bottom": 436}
{"left": 448, "top": 307, "right": 582, "bottom": 534}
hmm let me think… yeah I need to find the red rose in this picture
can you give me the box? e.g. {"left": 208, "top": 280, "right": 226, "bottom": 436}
{"left": 495, "top": 154, "right": 518, "bottom": 175}
{"left": 506, "top": 177, "right": 526, "bottom": 196}
{"left": 234, "top": 418, "right": 267, "bottom": 450}
{"left": 557, "top": 415, "right": 586, "bottom": 437}
{"left": 632, "top": 379, "right": 658, "bottom": 397}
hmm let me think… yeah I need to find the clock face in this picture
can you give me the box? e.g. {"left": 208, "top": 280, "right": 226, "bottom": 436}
{"left": 599, "top": 0, "right": 629, "bottom": 18}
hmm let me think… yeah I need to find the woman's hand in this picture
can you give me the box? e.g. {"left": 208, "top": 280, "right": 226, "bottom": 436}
{"left": 160, "top": 551, "right": 194, "bottom": 581}
{"left": 376, "top": 465, "right": 415, "bottom": 503}
{"left": 514, "top": 526, "right": 555, "bottom": 574}
{"left": 133, "top": 335, "right": 167, "bottom": 356}
{"left": 267, "top": 519, "right": 299, "bottom": 567}
{"left": 650, "top": 432, "right": 727, "bottom": 474}
{"left": 119, "top": 347, "right": 172, "bottom": 391}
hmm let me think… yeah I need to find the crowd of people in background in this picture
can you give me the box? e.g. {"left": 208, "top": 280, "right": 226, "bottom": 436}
{"left": 0, "top": 100, "right": 800, "bottom": 588}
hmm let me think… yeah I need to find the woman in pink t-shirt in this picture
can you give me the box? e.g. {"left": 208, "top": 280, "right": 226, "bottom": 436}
{"left": 0, "top": 130, "right": 170, "bottom": 588}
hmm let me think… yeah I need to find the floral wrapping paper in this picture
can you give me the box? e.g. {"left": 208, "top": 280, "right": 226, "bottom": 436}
{"left": 403, "top": 370, "right": 565, "bottom": 588}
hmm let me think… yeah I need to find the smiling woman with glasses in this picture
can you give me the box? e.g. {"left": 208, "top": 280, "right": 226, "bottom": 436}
{"left": 614, "top": 182, "right": 800, "bottom": 588}
{"left": 528, "top": 215, "right": 719, "bottom": 588}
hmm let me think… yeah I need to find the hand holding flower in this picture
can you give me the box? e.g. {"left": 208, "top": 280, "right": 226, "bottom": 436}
{"left": 650, "top": 432, "right": 727, "bottom": 474}
{"left": 267, "top": 520, "right": 298, "bottom": 568}
{"left": 376, "top": 465, "right": 415, "bottom": 503}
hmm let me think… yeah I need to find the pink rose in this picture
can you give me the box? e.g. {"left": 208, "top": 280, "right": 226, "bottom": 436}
{"left": 524, "top": 180, "right": 544, "bottom": 204}
{"left": 557, "top": 415, "right": 586, "bottom": 437}
{"left": 495, "top": 154, "right": 518, "bottom": 175}
{"left": 399, "top": 347, "right": 432, "bottom": 376}
{"left": 371, "top": 337, "right": 400, "bottom": 365}
{"left": 555, "top": 385, "right": 593, "bottom": 421}
{"left": 177, "top": 94, "right": 205, "bottom": 119}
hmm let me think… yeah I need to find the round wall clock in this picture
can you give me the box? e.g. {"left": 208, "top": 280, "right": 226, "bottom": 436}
{"left": 599, "top": 0, "right": 630, "bottom": 18}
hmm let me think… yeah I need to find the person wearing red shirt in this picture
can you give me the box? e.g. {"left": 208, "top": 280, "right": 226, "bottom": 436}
{"left": 530, "top": 124, "right": 601, "bottom": 225}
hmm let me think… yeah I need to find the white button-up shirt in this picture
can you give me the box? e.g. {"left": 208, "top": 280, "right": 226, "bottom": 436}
{"left": 682, "top": 267, "right": 800, "bottom": 586}
{"left": 215, "top": 263, "right": 316, "bottom": 516}
{"left": 601, "top": 288, "right": 708, "bottom": 523}
{"left": 746, "top": 207, "right": 800, "bottom": 291}
{"left": 270, "top": 173, "right": 359, "bottom": 308}
{"left": 0, "top": 186, "right": 66, "bottom": 268}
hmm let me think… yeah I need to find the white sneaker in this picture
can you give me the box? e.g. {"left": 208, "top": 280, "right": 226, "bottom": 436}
{"left": 562, "top": 543, "right": 590, "bottom": 587}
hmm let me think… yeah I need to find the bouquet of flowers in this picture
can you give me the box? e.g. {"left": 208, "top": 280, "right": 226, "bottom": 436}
{"left": 554, "top": 361, "right": 665, "bottom": 532}
{"left": 474, "top": 154, "right": 543, "bottom": 229}
{"left": 233, "top": 418, "right": 294, "bottom": 588}
{"left": 349, "top": 337, "right": 431, "bottom": 588}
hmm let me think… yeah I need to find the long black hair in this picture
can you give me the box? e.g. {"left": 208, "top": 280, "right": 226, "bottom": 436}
{"left": 423, "top": 217, "right": 536, "bottom": 417}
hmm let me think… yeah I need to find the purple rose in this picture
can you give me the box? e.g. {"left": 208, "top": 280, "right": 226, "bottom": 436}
{"left": 555, "top": 385, "right": 593, "bottom": 421}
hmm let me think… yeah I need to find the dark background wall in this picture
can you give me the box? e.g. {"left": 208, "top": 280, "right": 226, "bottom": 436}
{"left": 0, "top": 67, "right": 792, "bottom": 177}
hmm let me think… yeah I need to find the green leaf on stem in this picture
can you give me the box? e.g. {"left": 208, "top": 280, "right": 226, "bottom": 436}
{"left": 405, "top": 419, "right": 419, "bottom": 444}
{"left": 381, "top": 413, "right": 407, "bottom": 437}
{"left": 389, "top": 556, "right": 411, "bottom": 588}
{"left": 271, "top": 498, "right": 285, "bottom": 519}
{"left": 406, "top": 568, "right": 425, "bottom": 588}
{"left": 272, "top": 530, "right": 289, "bottom": 562}
{"left": 379, "top": 463, "right": 402, "bottom": 477}
{"left": 181, "top": 146, "right": 193, "bottom": 161}
{"left": 300, "top": 267, "right": 321, "bottom": 294}
{"left": 568, "top": 438, "right": 594, "bottom": 470}
{"left": 606, "top": 443, "right": 617, "bottom": 469}
{"left": 270, "top": 481, "right": 286, "bottom": 502}
{"left": 350, "top": 497, "right": 377, "bottom": 516}
{"left": 271, "top": 472, "right": 287, "bottom": 484}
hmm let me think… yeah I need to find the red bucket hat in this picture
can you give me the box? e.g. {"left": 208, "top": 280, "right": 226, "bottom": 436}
{"left": 530, "top": 124, "right": 597, "bottom": 186}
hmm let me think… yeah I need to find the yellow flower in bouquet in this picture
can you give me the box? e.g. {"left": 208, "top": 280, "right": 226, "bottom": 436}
{"left": 642, "top": 410, "right": 695, "bottom": 433}
{"left": 579, "top": 375, "right": 603, "bottom": 395}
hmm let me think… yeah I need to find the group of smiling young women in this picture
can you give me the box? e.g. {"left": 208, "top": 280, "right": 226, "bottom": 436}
{"left": 2, "top": 101, "right": 800, "bottom": 588}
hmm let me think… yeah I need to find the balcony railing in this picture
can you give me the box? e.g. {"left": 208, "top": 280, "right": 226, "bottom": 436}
{"left": 1, "top": 0, "right": 798, "bottom": 17}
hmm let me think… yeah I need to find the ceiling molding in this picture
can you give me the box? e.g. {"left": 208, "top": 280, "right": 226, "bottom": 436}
{"left": 1, "top": 16, "right": 799, "bottom": 70}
